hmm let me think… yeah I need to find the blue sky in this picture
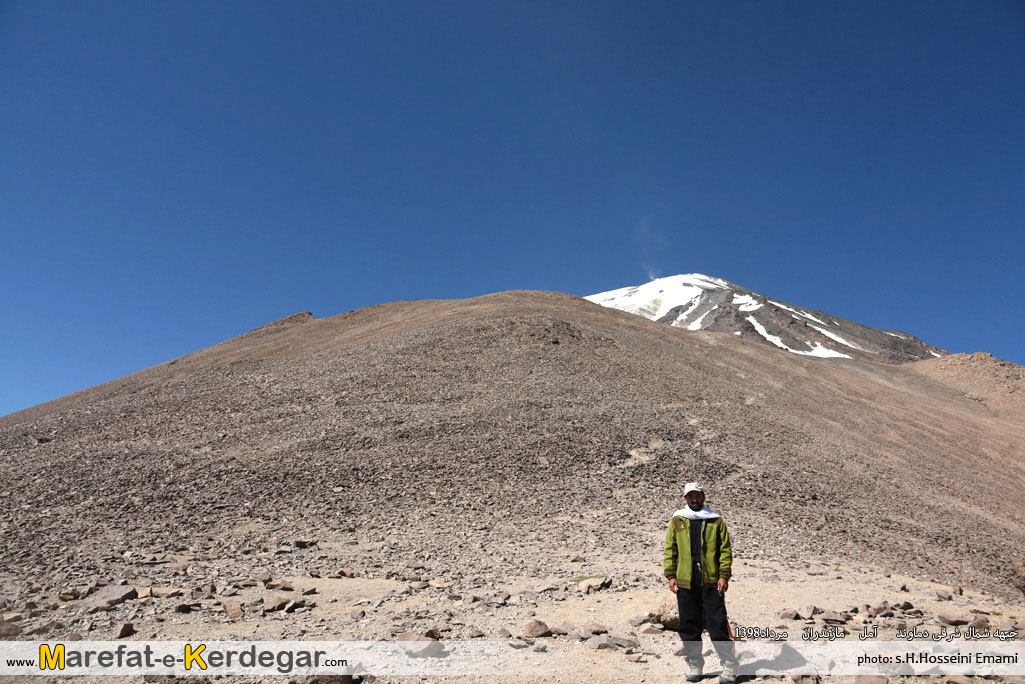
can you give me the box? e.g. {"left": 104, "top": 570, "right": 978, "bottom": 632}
{"left": 2, "top": 1, "right": 1023, "bottom": 417}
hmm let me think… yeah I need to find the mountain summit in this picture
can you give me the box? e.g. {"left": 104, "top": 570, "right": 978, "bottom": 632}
{"left": 586, "top": 273, "right": 945, "bottom": 364}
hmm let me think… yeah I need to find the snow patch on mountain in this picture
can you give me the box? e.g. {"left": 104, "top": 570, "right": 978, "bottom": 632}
{"left": 746, "top": 316, "right": 852, "bottom": 358}
{"left": 732, "top": 294, "right": 763, "bottom": 312}
{"left": 768, "top": 300, "right": 829, "bottom": 326}
{"left": 810, "top": 325, "right": 865, "bottom": 352}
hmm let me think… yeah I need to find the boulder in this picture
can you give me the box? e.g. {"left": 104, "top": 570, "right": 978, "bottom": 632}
{"left": 577, "top": 576, "right": 611, "bottom": 594}
{"left": 523, "top": 620, "right": 552, "bottom": 638}
{"left": 610, "top": 635, "right": 640, "bottom": 649}
{"left": 395, "top": 632, "right": 445, "bottom": 658}
{"left": 584, "top": 635, "right": 618, "bottom": 650}
{"left": 83, "top": 585, "right": 137, "bottom": 613}
{"left": 264, "top": 597, "right": 288, "bottom": 612}
{"left": 0, "top": 620, "right": 22, "bottom": 638}
{"left": 550, "top": 621, "right": 574, "bottom": 635}
{"left": 223, "top": 601, "right": 243, "bottom": 618}
{"left": 650, "top": 598, "right": 680, "bottom": 630}
{"left": 1011, "top": 562, "right": 1025, "bottom": 597}
{"left": 937, "top": 615, "right": 968, "bottom": 626}
{"left": 819, "top": 611, "right": 847, "bottom": 624}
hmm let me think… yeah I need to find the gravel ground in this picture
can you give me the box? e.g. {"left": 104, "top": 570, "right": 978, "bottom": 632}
{"left": 2, "top": 290, "right": 1023, "bottom": 683}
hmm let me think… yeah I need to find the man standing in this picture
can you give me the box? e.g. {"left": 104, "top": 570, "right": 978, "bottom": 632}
{"left": 664, "top": 482, "right": 738, "bottom": 683}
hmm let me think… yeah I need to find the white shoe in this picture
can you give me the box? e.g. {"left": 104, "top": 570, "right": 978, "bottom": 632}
{"left": 686, "top": 660, "right": 703, "bottom": 682}
{"left": 718, "top": 661, "right": 737, "bottom": 684}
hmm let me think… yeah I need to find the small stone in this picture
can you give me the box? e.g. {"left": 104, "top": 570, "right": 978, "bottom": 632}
{"left": 507, "top": 639, "right": 529, "bottom": 649}
{"left": 937, "top": 591, "right": 953, "bottom": 601}
{"left": 944, "top": 676, "right": 973, "bottom": 684}
{"left": 779, "top": 609, "right": 802, "bottom": 620}
{"left": 952, "top": 585, "right": 963, "bottom": 596}
{"left": 640, "top": 625, "right": 664, "bottom": 634}
{"left": 350, "top": 609, "right": 366, "bottom": 620}
{"left": 223, "top": 601, "right": 243, "bottom": 618}
{"left": 625, "top": 653, "right": 644, "bottom": 662}
{"left": 115, "top": 622, "right": 135, "bottom": 638}
{"left": 532, "top": 643, "right": 547, "bottom": 652}
{"left": 497, "top": 627, "right": 512, "bottom": 638}
{"left": 581, "top": 621, "right": 608, "bottom": 635}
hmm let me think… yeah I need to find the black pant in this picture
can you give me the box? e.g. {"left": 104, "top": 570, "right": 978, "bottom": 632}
{"left": 677, "top": 583, "right": 736, "bottom": 665}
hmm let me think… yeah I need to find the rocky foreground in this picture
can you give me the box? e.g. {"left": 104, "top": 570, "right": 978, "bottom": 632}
{"left": 1, "top": 290, "right": 1023, "bottom": 682}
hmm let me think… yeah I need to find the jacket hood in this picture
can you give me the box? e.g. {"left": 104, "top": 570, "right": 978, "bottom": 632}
{"left": 672, "top": 505, "right": 721, "bottom": 520}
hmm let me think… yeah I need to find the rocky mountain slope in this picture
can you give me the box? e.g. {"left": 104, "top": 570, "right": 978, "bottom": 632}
{"left": 1, "top": 290, "right": 1022, "bottom": 669}
{"left": 586, "top": 274, "right": 947, "bottom": 364}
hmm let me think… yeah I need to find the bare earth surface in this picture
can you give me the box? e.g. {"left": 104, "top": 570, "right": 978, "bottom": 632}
{"left": 1, "top": 290, "right": 1023, "bottom": 683}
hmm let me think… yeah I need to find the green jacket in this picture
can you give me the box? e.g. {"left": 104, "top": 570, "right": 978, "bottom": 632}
{"left": 663, "top": 515, "right": 733, "bottom": 589}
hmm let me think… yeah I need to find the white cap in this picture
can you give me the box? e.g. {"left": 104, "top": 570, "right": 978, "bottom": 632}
{"left": 683, "top": 482, "right": 704, "bottom": 496}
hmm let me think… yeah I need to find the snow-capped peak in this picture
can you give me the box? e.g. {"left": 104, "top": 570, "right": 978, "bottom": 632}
{"left": 585, "top": 274, "right": 946, "bottom": 364}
